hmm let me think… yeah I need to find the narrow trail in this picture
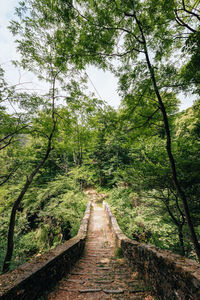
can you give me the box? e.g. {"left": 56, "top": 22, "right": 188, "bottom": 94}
{"left": 48, "top": 190, "right": 154, "bottom": 300}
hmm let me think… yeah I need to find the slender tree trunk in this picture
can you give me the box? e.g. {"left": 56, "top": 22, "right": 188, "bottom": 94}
{"left": 178, "top": 224, "right": 185, "bottom": 256}
{"left": 73, "top": 150, "right": 77, "bottom": 165}
{"left": 163, "top": 198, "right": 185, "bottom": 256}
{"left": 2, "top": 76, "right": 57, "bottom": 273}
{"left": 79, "top": 147, "right": 83, "bottom": 166}
{"left": 147, "top": 59, "right": 200, "bottom": 261}
{"left": 133, "top": 12, "right": 200, "bottom": 262}
{"left": 2, "top": 144, "right": 52, "bottom": 273}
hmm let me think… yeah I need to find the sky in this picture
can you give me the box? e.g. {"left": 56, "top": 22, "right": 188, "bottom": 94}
{"left": 0, "top": 0, "right": 40, "bottom": 93}
{"left": 0, "top": 0, "right": 18, "bottom": 78}
{"left": 0, "top": 1, "right": 196, "bottom": 111}
{"left": 0, "top": 0, "right": 121, "bottom": 110}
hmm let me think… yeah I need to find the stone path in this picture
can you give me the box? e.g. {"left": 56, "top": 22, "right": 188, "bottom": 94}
{"left": 48, "top": 190, "right": 155, "bottom": 300}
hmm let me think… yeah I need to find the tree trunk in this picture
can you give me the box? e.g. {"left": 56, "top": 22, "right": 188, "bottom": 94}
{"left": 133, "top": 12, "right": 200, "bottom": 262}
{"left": 2, "top": 76, "right": 57, "bottom": 273}
{"left": 178, "top": 224, "right": 185, "bottom": 256}
{"left": 148, "top": 62, "right": 200, "bottom": 261}
{"left": 145, "top": 49, "right": 200, "bottom": 262}
{"left": 2, "top": 131, "right": 54, "bottom": 273}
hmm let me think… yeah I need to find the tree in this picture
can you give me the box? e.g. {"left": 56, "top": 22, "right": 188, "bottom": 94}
{"left": 2, "top": 0, "right": 200, "bottom": 268}
{"left": 68, "top": 0, "right": 200, "bottom": 260}
{"left": 0, "top": 66, "right": 46, "bottom": 187}
{"left": 2, "top": 81, "right": 57, "bottom": 273}
{"left": 174, "top": 0, "right": 200, "bottom": 94}
{"left": 2, "top": 0, "right": 87, "bottom": 272}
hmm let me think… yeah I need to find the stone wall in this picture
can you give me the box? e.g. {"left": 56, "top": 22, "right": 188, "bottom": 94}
{"left": 0, "top": 201, "right": 91, "bottom": 300}
{"left": 103, "top": 201, "right": 200, "bottom": 300}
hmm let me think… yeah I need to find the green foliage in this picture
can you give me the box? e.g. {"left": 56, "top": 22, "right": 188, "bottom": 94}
{"left": 107, "top": 187, "right": 190, "bottom": 254}
{"left": 1, "top": 0, "right": 200, "bottom": 272}
{"left": 104, "top": 102, "right": 200, "bottom": 259}
{"left": 0, "top": 175, "right": 87, "bottom": 272}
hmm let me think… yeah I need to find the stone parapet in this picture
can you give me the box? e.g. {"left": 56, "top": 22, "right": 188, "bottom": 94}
{"left": 0, "top": 201, "right": 91, "bottom": 300}
{"left": 103, "top": 201, "right": 200, "bottom": 300}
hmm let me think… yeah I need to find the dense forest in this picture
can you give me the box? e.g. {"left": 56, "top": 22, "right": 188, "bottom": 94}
{"left": 0, "top": 0, "right": 200, "bottom": 273}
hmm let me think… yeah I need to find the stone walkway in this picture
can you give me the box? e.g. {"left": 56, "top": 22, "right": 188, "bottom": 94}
{"left": 48, "top": 191, "right": 155, "bottom": 299}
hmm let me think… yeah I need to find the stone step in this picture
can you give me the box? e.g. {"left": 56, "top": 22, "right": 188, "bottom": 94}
{"left": 86, "top": 249, "right": 112, "bottom": 252}
{"left": 103, "top": 289, "right": 124, "bottom": 294}
{"left": 93, "top": 280, "right": 114, "bottom": 284}
{"left": 86, "top": 255, "right": 108, "bottom": 258}
{"left": 129, "top": 289, "right": 146, "bottom": 293}
{"left": 86, "top": 242, "right": 100, "bottom": 245}
{"left": 88, "top": 276, "right": 112, "bottom": 281}
{"left": 75, "top": 265, "right": 84, "bottom": 269}
{"left": 79, "top": 259, "right": 93, "bottom": 262}
{"left": 67, "top": 279, "right": 85, "bottom": 284}
{"left": 71, "top": 272, "right": 108, "bottom": 276}
{"left": 96, "top": 267, "right": 111, "bottom": 270}
{"left": 78, "top": 260, "right": 95, "bottom": 264}
{"left": 112, "top": 272, "right": 130, "bottom": 275}
{"left": 79, "top": 288, "right": 102, "bottom": 293}
{"left": 88, "top": 272, "right": 106, "bottom": 276}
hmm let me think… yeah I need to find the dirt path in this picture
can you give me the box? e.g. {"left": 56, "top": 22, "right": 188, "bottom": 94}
{"left": 48, "top": 190, "right": 155, "bottom": 299}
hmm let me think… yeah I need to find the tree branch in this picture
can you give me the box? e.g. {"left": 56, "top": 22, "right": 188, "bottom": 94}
{"left": 0, "top": 124, "right": 28, "bottom": 144}
{"left": 127, "top": 108, "right": 160, "bottom": 131}
{"left": 182, "top": 0, "right": 200, "bottom": 21}
{"left": 0, "top": 167, "right": 19, "bottom": 186}
{"left": 174, "top": 9, "right": 196, "bottom": 33}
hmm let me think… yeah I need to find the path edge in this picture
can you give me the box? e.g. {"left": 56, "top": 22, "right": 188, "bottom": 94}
{"left": 0, "top": 201, "right": 92, "bottom": 300}
{"left": 103, "top": 200, "right": 200, "bottom": 300}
